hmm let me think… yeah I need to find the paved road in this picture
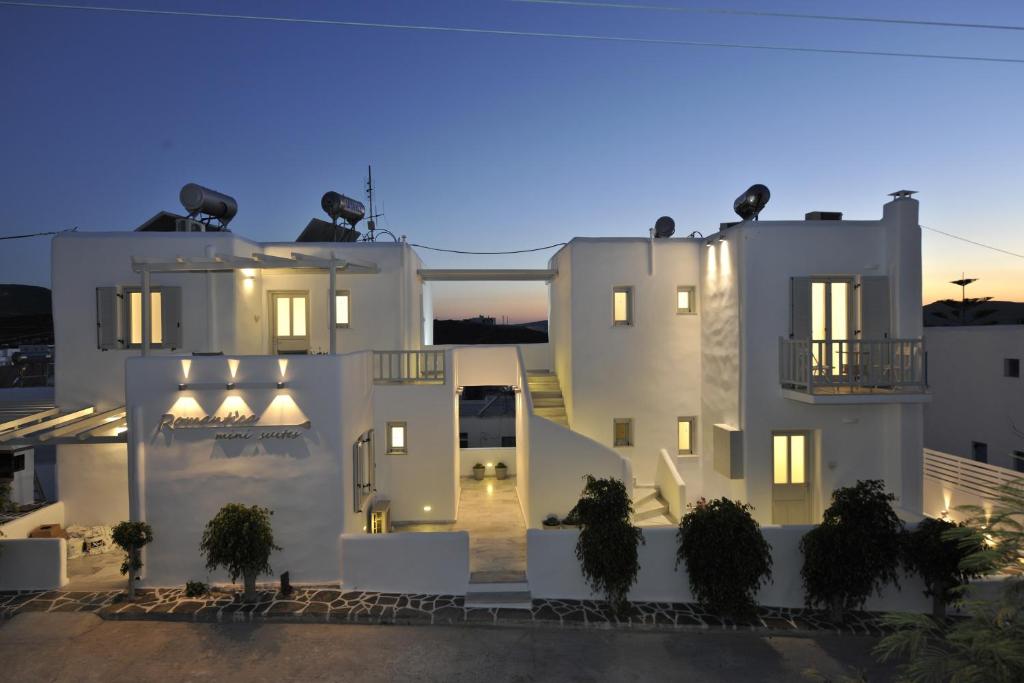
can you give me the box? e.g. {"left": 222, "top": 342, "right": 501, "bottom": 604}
{"left": 0, "top": 613, "right": 895, "bottom": 682}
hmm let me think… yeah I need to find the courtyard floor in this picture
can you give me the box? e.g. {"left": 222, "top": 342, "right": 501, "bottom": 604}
{"left": 0, "top": 612, "right": 898, "bottom": 682}
{"left": 396, "top": 475, "right": 526, "bottom": 581}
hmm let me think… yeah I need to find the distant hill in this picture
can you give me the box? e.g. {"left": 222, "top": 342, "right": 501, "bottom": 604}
{"left": 924, "top": 300, "right": 1024, "bottom": 327}
{"left": 433, "top": 319, "right": 547, "bottom": 345}
{"left": 0, "top": 285, "right": 53, "bottom": 345}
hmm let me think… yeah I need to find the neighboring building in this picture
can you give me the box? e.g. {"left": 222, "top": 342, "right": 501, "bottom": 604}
{"left": 0, "top": 188, "right": 930, "bottom": 586}
{"left": 924, "top": 325, "right": 1024, "bottom": 472}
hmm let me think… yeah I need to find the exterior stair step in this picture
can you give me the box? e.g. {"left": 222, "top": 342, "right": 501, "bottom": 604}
{"left": 631, "top": 486, "right": 674, "bottom": 525}
{"left": 466, "top": 577, "right": 532, "bottom": 609}
{"left": 532, "top": 397, "right": 565, "bottom": 408}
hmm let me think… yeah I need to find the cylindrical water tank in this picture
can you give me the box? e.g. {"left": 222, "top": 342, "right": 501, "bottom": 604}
{"left": 179, "top": 183, "right": 238, "bottom": 224}
{"left": 321, "top": 192, "right": 366, "bottom": 225}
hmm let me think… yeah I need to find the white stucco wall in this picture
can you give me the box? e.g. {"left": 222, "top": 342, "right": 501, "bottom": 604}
{"left": 0, "top": 538, "right": 67, "bottom": 591}
{"left": 339, "top": 531, "right": 469, "bottom": 595}
{"left": 57, "top": 443, "right": 128, "bottom": 527}
{"left": 924, "top": 326, "right": 1024, "bottom": 471}
{"left": 0, "top": 501, "right": 65, "bottom": 539}
{"left": 459, "top": 447, "right": 516, "bottom": 477}
{"left": 550, "top": 238, "right": 703, "bottom": 483}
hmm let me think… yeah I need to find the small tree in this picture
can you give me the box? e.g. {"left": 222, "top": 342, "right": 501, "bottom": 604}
{"left": 570, "top": 476, "right": 644, "bottom": 616}
{"left": 902, "top": 517, "right": 982, "bottom": 619}
{"left": 800, "top": 480, "right": 903, "bottom": 622}
{"left": 200, "top": 503, "right": 280, "bottom": 602}
{"left": 875, "top": 480, "right": 1024, "bottom": 683}
{"left": 111, "top": 521, "right": 154, "bottom": 600}
{"left": 676, "top": 498, "right": 773, "bottom": 617}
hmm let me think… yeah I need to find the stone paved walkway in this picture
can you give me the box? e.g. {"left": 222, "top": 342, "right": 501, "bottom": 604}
{"left": 0, "top": 587, "right": 894, "bottom": 635}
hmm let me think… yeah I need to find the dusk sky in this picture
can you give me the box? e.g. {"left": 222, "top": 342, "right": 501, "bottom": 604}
{"left": 1, "top": 0, "right": 1021, "bottom": 322}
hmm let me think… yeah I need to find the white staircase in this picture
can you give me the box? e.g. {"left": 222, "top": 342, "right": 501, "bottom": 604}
{"left": 527, "top": 371, "right": 568, "bottom": 427}
{"left": 465, "top": 571, "right": 532, "bottom": 610}
{"left": 632, "top": 485, "right": 674, "bottom": 527}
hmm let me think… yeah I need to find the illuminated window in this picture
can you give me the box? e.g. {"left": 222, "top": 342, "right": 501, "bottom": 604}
{"left": 773, "top": 432, "right": 808, "bottom": 485}
{"left": 335, "top": 290, "right": 351, "bottom": 327}
{"left": 677, "top": 417, "right": 695, "bottom": 454}
{"left": 273, "top": 293, "right": 308, "bottom": 339}
{"left": 613, "top": 418, "right": 633, "bottom": 447}
{"left": 612, "top": 287, "right": 633, "bottom": 326}
{"left": 387, "top": 421, "right": 407, "bottom": 455}
{"left": 676, "top": 286, "right": 696, "bottom": 315}
{"left": 127, "top": 289, "right": 163, "bottom": 346}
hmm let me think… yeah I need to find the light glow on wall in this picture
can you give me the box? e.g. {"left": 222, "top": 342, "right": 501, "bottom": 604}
{"left": 278, "top": 358, "right": 288, "bottom": 379}
{"left": 180, "top": 358, "right": 192, "bottom": 379}
{"left": 217, "top": 394, "right": 253, "bottom": 417}
{"left": 706, "top": 243, "right": 717, "bottom": 279}
{"left": 263, "top": 394, "right": 308, "bottom": 424}
{"left": 423, "top": 505, "right": 432, "bottom": 512}
{"left": 719, "top": 239, "right": 731, "bottom": 278}
{"left": 169, "top": 395, "right": 204, "bottom": 417}
{"left": 240, "top": 268, "right": 256, "bottom": 278}
{"left": 227, "top": 358, "right": 240, "bottom": 379}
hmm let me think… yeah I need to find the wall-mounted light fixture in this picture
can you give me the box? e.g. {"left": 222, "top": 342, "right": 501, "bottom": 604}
{"left": 178, "top": 383, "right": 188, "bottom": 391}
{"left": 456, "top": 386, "right": 464, "bottom": 396}
{"left": 276, "top": 381, "right": 286, "bottom": 389}
{"left": 423, "top": 505, "right": 432, "bottom": 512}
{"left": 225, "top": 382, "right": 235, "bottom": 390}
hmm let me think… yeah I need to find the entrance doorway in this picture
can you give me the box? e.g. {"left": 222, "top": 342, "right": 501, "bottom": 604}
{"left": 772, "top": 431, "right": 812, "bottom": 524}
{"left": 810, "top": 279, "right": 851, "bottom": 377}
{"left": 270, "top": 291, "right": 310, "bottom": 354}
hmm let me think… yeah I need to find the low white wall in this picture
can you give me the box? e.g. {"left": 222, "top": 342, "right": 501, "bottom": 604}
{"left": 0, "top": 501, "right": 65, "bottom": 539}
{"left": 517, "top": 343, "right": 552, "bottom": 372}
{"left": 655, "top": 449, "right": 685, "bottom": 521}
{"left": 528, "top": 526, "right": 936, "bottom": 612}
{"left": 459, "top": 447, "right": 516, "bottom": 477}
{"left": 340, "top": 531, "right": 469, "bottom": 595}
{"left": 57, "top": 443, "right": 128, "bottom": 527}
{"left": 526, "top": 414, "right": 633, "bottom": 528}
{"left": 0, "top": 538, "right": 68, "bottom": 590}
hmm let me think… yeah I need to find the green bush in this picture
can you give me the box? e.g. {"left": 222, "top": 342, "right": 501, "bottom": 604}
{"left": 200, "top": 503, "right": 280, "bottom": 602}
{"left": 800, "top": 480, "right": 902, "bottom": 622}
{"left": 676, "top": 498, "right": 773, "bottom": 617}
{"left": 901, "top": 517, "right": 982, "bottom": 619}
{"left": 570, "top": 476, "right": 644, "bottom": 616}
{"left": 184, "top": 580, "right": 209, "bottom": 598}
{"left": 111, "top": 521, "right": 154, "bottom": 599}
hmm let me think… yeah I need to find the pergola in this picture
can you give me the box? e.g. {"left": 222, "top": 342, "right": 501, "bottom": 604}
{"left": 130, "top": 251, "right": 380, "bottom": 356}
{"left": 0, "top": 404, "right": 127, "bottom": 446}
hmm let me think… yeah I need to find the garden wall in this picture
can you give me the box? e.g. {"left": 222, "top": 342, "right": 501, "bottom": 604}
{"left": 339, "top": 531, "right": 469, "bottom": 595}
{"left": 0, "top": 538, "right": 67, "bottom": 591}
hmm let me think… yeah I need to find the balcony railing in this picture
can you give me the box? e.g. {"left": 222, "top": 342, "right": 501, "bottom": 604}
{"left": 779, "top": 338, "right": 926, "bottom": 395}
{"left": 373, "top": 350, "right": 446, "bottom": 384}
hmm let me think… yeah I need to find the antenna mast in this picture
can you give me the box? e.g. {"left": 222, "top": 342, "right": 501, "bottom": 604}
{"left": 361, "top": 165, "right": 395, "bottom": 242}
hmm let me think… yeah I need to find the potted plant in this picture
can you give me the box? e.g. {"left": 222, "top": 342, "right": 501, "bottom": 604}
{"left": 111, "top": 520, "right": 154, "bottom": 600}
{"left": 200, "top": 503, "right": 281, "bottom": 602}
{"left": 800, "top": 480, "right": 902, "bottom": 623}
{"left": 472, "top": 463, "right": 485, "bottom": 481}
{"left": 495, "top": 462, "right": 508, "bottom": 480}
{"left": 561, "top": 509, "right": 581, "bottom": 529}
{"left": 542, "top": 514, "right": 561, "bottom": 529}
{"left": 676, "top": 497, "right": 773, "bottom": 617}
{"left": 570, "top": 475, "right": 644, "bottom": 617}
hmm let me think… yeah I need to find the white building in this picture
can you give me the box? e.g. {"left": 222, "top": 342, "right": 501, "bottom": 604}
{"left": 0, "top": 189, "right": 931, "bottom": 589}
{"left": 924, "top": 325, "right": 1024, "bottom": 472}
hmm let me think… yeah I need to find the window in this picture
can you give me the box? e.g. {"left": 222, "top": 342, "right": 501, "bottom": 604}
{"left": 459, "top": 432, "right": 468, "bottom": 448}
{"left": 335, "top": 290, "right": 351, "bottom": 327}
{"left": 677, "top": 417, "right": 695, "bottom": 454}
{"left": 386, "top": 422, "right": 407, "bottom": 455}
{"left": 772, "top": 433, "right": 808, "bottom": 485}
{"left": 1013, "top": 451, "right": 1024, "bottom": 474}
{"left": 613, "top": 418, "right": 634, "bottom": 447}
{"left": 971, "top": 441, "right": 988, "bottom": 464}
{"left": 126, "top": 289, "right": 163, "bottom": 346}
{"left": 1005, "top": 358, "right": 1020, "bottom": 378}
{"left": 612, "top": 287, "right": 633, "bottom": 326}
{"left": 676, "top": 286, "right": 696, "bottom": 315}
{"left": 501, "top": 436, "right": 516, "bottom": 447}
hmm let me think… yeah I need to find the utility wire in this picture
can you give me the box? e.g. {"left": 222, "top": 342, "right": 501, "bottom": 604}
{"left": 2, "top": 2, "right": 1023, "bottom": 65}
{"left": 921, "top": 225, "right": 1024, "bottom": 260}
{"left": 409, "top": 242, "right": 566, "bottom": 254}
{"left": 509, "top": 0, "right": 1024, "bottom": 33}
{"left": 0, "top": 227, "right": 77, "bottom": 241}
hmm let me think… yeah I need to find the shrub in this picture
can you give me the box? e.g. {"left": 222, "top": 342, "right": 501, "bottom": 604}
{"left": 111, "top": 521, "right": 154, "bottom": 600}
{"left": 185, "top": 580, "right": 209, "bottom": 598}
{"left": 570, "top": 476, "right": 644, "bottom": 616}
{"left": 901, "top": 517, "right": 982, "bottom": 619}
{"left": 676, "top": 498, "right": 773, "bottom": 617}
{"left": 200, "top": 503, "right": 280, "bottom": 602}
{"left": 800, "top": 480, "right": 902, "bottom": 622}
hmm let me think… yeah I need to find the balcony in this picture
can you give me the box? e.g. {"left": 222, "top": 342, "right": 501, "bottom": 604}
{"left": 373, "top": 350, "right": 447, "bottom": 385}
{"left": 779, "top": 338, "right": 929, "bottom": 404}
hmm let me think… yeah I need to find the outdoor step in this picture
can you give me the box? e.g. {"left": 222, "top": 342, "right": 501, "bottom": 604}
{"left": 464, "top": 591, "right": 533, "bottom": 609}
{"left": 531, "top": 397, "right": 565, "bottom": 408}
{"left": 470, "top": 570, "right": 527, "bottom": 584}
{"left": 632, "top": 489, "right": 660, "bottom": 508}
{"left": 528, "top": 389, "right": 563, "bottom": 397}
{"left": 633, "top": 497, "right": 670, "bottom": 521}
{"left": 635, "top": 512, "right": 676, "bottom": 527}
{"left": 466, "top": 581, "right": 530, "bottom": 593}
{"left": 527, "top": 382, "right": 561, "bottom": 391}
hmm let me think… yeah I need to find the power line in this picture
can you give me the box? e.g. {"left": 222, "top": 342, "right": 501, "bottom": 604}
{"left": 510, "top": 0, "right": 1024, "bottom": 33}
{"left": 921, "top": 225, "right": 1024, "bottom": 260}
{"left": 2, "top": 2, "right": 1023, "bottom": 65}
{"left": 0, "top": 227, "right": 77, "bottom": 241}
{"left": 408, "top": 242, "right": 566, "bottom": 254}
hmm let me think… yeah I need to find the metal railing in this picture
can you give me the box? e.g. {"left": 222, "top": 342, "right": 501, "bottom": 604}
{"left": 372, "top": 350, "right": 446, "bottom": 384}
{"left": 779, "top": 338, "right": 927, "bottom": 394}
{"left": 924, "top": 448, "right": 1022, "bottom": 502}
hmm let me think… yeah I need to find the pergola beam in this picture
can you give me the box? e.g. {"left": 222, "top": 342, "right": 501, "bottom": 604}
{"left": 418, "top": 269, "right": 557, "bottom": 282}
{"left": 0, "top": 407, "right": 96, "bottom": 442}
{"left": 0, "top": 407, "right": 59, "bottom": 433}
{"left": 40, "top": 407, "right": 126, "bottom": 441}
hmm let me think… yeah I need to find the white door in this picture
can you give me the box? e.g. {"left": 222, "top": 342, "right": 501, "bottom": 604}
{"left": 772, "top": 432, "right": 811, "bottom": 524}
{"left": 810, "top": 280, "right": 851, "bottom": 377}
{"left": 271, "top": 291, "right": 309, "bottom": 354}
